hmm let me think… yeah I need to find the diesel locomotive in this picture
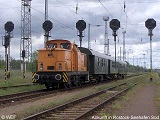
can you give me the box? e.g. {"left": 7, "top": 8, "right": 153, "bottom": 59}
{"left": 32, "top": 39, "right": 127, "bottom": 89}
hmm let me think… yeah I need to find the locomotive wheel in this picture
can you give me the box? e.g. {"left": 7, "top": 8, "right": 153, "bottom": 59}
{"left": 73, "top": 80, "right": 79, "bottom": 87}
{"left": 64, "top": 83, "right": 68, "bottom": 89}
{"left": 52, "top": 83, "right": 57, "bottom": 89}
{"left": 68, "top": 82, "right": 72, "bottom": 88}
{"left": 57, "top": 83, "right": 60, "bottom": 89}
{"left": 74, "top": 81, "right": 78, "bottom": 86}
{"left": 63, "top": 82, "right": 72, "bottom": 89}
{"left": 78, "top": 80, "right": 82, "bottom": 86}
{"left": 45, "top": 83, "right": 52, "bottom": 89}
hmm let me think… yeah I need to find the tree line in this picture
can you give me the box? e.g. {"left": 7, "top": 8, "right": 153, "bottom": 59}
{"left": 0, "top": 51, "right": 147, "bottom": 73}
{"left": 0, "top": 51, "right": 38, "bottom": 72}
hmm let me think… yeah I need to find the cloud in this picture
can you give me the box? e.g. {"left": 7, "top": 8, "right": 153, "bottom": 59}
{"left": 0, "top": 0, "right": 160, "bottom": 68}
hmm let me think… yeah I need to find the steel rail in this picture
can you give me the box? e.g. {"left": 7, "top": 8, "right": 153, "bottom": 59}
{"left": 75, "top": 82, "right": 138, "bottom": 120}
{"left": 23, "top": 82, "right": 127, "bottom": 120}
{"left": 0, "top": 80, "right": 117, "bottom": 106}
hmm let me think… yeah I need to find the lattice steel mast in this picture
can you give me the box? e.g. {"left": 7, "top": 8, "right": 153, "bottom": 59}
{"left": 20, "top": 0, "right": 32, "bottom": 78}
{"left": 44, "top": 0, "right": 49, "bottom": 48}
{"left": 45, "top": 0, "right": 48, "bottom": 21}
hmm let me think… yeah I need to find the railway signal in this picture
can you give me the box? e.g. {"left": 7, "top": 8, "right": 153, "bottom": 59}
{"left": 2, "top": 21, "right": 14, "bottom": 81}
{"left": 76, "top": 20, "right": 86, "bottom": 47}
{"left": 43, "top": 20, "right": 53, "bottom": 32}
{"left": 43, "top": 20, "right": 53, "bottom": 48}
{"left": 145, "top": 18, "right": 156, "bottom": 82}
{"left": 110, "top": 19, "right": 120, "bottom": 32}
{"left": 110, "top": 19, "right": 120, "bottom": 79}
{"left": 145, "top": 18, "right": 156, "bottom": 30}
{"left": 5, "top": 21, "right": 14, "bottom": 32}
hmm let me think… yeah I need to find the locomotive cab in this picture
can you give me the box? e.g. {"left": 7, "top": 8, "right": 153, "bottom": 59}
{"left": 37, "top": 40, "right": 72, "bottom": 72}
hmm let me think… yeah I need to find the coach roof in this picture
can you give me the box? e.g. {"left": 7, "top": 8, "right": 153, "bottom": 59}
{"left": 79, "top": 47, "right": 126, "bottom": 65}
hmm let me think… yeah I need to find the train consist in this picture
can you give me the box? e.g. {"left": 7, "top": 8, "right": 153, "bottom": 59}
{"left": 32, "top": 39, "right": 127, "bottom": 89}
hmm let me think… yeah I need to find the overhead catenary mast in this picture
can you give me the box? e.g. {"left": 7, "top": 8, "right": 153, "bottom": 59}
{"left": 44, "top": 0, "right": 49, "bottom": 48}
{"left": 20, "top": 0, "right": 32, "bottom": 78}
{"left": 122, "top": 30, "right": 126, "bottom": 61}
{"left": 45, "top": 0, "right": 48, "bottom": 20}
{"left": 123, "top": 0, "right": 127, "bottom": 61}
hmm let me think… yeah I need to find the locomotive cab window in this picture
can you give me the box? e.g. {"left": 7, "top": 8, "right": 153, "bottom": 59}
{"left": 47, "top": 43, "right": 57, "bottom": 48}
{"left": 60, "top": 43, "right": 71, "bottom": 50}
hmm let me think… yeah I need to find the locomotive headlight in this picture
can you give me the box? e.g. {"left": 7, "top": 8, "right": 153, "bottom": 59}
{"left": 34, "top": 74, "right": 39, "bottom": 81}
{"left": 40, "top": 63, "right": 43, "bottom": 70}
{"left": 58, "top": 63, "right": 62, "bottom": 70}
{"left": 55, "top": 74, "right": 62, "bottom": 80}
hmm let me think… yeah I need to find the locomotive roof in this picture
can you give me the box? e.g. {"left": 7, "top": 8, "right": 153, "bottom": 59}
{"left": 79, "top": 47, "right": 126, "bottom": 65}
{"left": 46, "top": 39, "right": 72, "bottom": 43}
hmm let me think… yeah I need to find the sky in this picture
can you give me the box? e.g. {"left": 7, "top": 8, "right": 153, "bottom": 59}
{"left": 0, "top": 0, "right": 160, "bottom": 69}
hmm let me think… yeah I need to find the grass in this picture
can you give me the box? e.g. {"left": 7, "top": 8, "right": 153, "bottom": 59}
{"left": 156, "top": 74, "right": 160, "bottom": 115}
{"left": 0, "top": 69, "right": 32, "bottom": 87}
{"left": 97, "top": 72, "right": 160, "bottom": 117}
{"left": 0, "top": 85, "right": 45, "bottom": 96}
{"left": 0, "top": 69, "right": 45, "bottom": 95}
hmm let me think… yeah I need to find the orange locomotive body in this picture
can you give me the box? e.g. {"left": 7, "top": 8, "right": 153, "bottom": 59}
{"left": 33, "top": 39, "right": 89, "bottom": 89}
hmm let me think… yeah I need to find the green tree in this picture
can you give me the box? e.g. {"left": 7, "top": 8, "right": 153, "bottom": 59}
{"left": 10, "top": 57, "right": 21, "bottom": 69}
{"left": 27, "top": 51, "right": 38, "bottom": 72}
{"left": 0, "top": 59, "right": 5, "bottom": 69}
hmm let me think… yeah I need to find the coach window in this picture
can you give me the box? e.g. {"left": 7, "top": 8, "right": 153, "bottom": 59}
{"left": 102, "top": 59, "right": 105, "bottom": 67}
{"left": 119, "top": 64, "right": 122, "bottom": 68}
{"left": 97, "top": 58, "right": 100, "bottom": 66}
{"left": 112, "top": 62, "right": 115, "bottom": 68}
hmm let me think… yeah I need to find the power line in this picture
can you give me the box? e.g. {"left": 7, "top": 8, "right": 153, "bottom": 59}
{"left": 98, "top": 0, "right": 113, "bottom": 18}
{"left": 29, "top": 7, "right": 74, "bottom": 30}
{"left": 125, "top": 32, "right": 143, "bottom": 51}
{"left": 2, "top": 1, "right": 75, "bottom": 36}
{"left": 116, "top": 0, "right": 144, "bottom": 52}
{"left": 16, "top": 0, "right": 74, "bottom": 30}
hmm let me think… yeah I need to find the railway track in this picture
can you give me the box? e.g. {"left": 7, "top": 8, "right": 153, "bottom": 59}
{"left": 126, "top": 73, "right": 143, "bottom": 78}
{"left": 0, "top": 74, "right": 142, "bottom": 107}
{"left": 23, "top": 82, "right": 138, "bottom": 120}
{"left": 0, "top": 81, "right": 114, "bottom": 107}
{"left": 0, "top": 89, "right": 47, "bottom": 107}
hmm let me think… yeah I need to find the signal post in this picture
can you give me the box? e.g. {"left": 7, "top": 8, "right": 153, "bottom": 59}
{"left": 2, "top": 21, "right": 14, "bottom": 81}
{"left": 145, "top": 18, "right": 156, "bottom": 82}
{"left": 76, "top": 20, "right": 86, "bottom": 47}
{"left": 109, "top": 19, "right": 120, "bottom": 79}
